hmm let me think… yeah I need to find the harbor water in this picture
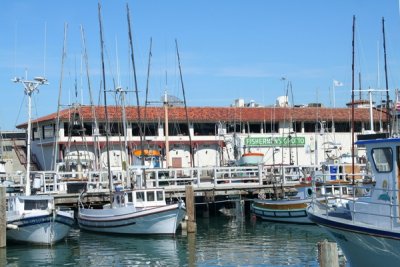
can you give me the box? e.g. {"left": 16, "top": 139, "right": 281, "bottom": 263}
{"left": 2, "top": 214, "right": 344, "bottom": 266}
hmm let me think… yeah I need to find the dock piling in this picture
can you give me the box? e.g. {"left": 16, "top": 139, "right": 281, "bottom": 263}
{"left": 318, "top": 239, "right": 339, "bottom": 267}
{"left": 185, "top": 185, "right": 196, "bottom": 233}
{"left": 0, "top": 186, "right": 6, "bottom": 248}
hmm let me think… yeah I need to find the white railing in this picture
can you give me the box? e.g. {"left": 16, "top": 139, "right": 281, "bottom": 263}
{"left": 314, "top": 183, "right": 400, "bottom": 231}
{"left": 1, "top": 163, "right": 368, "bottom": 195}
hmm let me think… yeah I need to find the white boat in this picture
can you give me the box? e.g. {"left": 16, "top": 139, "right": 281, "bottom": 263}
{"left": 7, "top": 76, "right": 75, "bottom": 245}
{"left": 307, "top": 135, "right": 400, "bottom": 267}
{"left": 77, "top": 188, "right": 186, "bottom": 235}
{"left": 77, "top": 6, "right": 186, "bottom": 236}
{"left": 6, "top": 195, "right": 75, "bottom": 244}
{"left": 252, "top": 181, "right": 351, "bottom": 224}
{"left": 237, "top": 152, "right": 264, "bottom": 166}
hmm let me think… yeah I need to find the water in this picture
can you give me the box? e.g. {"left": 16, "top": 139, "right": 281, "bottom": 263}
{"left": 2, "top": 215, "right": 338, "bottom": 266}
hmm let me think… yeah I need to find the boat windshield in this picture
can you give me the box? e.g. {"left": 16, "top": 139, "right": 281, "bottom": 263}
{"left": 371, "top": 147, "right": 393, "bottom": 173}
{"left": 24, "top": 199, "right": 49, "bottom": 210}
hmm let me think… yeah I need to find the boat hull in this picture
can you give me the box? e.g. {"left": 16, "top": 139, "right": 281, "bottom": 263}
{"left": 251, "top": 199, "right": 313, "bottom": 224}
{"left": 7, "top": 211, "right": 75, "bottom": 245}
{"left": 308, "top": 210, "right": 400, "bottom": 267}
{"left": 78, "top": 203, "right": 186, "bottom": 235}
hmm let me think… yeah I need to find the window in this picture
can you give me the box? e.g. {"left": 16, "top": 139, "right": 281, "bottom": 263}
{"left": 147, "top": 191, "right": 155, "bottom": 201}
{"left": 372, "top": 147, "right": 392, "bottom": 172}
{"left": 24, "top": 200, "right": 48, "bottom": 210}
{"left": 136, "top": 192, "right": 144, "bottom": 202}
{"left": 193, "top": 123, "right": 215, "bottom": 136}
{"left": 248, "top": 123, "right": 261, "bottom": 133}
{"left": 42, "top": 124, "right": 55, "bottom": 139}
{"left": 292, "top": 122, "right": 302, "bottom": 133}
{"left": 64, "top": 122, "right": 92, "bottom": 137}
{"left": 156, "top": 191, "right": 164, "bottom": 201}
{"left": 167, "top": 123, "right": 189, "bottom": 136}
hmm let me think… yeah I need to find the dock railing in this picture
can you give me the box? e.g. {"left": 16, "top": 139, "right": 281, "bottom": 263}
{"left": 1, "top": 163, "right": 368, "bottom": 195}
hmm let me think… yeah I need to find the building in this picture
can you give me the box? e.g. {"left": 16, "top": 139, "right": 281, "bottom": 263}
{"left": 16, "top": 99, "right": 387, "bottom": 171}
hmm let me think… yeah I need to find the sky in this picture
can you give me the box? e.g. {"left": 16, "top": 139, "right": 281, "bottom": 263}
{"left": 1, "top": 0, "right": 400, "bottom": 130}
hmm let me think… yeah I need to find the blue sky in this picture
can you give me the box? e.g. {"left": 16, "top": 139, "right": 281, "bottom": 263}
{"left": 1, "top": 0, "right": 400, "bottom": 130}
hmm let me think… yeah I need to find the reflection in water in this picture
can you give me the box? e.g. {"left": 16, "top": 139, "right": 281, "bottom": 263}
{"left": 194, "top": 216, "right": 330, "bottom": 266}
{"left": 5, "top": 216, "right": 333, "bottom": 266}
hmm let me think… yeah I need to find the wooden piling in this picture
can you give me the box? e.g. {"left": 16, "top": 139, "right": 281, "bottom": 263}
{"left": 318, "top": 240, "right": 339, "bottom": 267}
{"left": 185, "top": 185, "right": 196, "bottom": 233}
{"left": 0, "top": 186, "right": 6, "bottom": 248}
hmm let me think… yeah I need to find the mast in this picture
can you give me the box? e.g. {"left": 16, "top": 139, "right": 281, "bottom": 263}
{"left": 114, "top": 37, "right": 130, "bottom": 183}
{"left": 81, "top": 25, "right": 100, "bottom": 170}
{"left": 382, "top": 17, "right": 390, "bottom": 134}
{"left": 351, "top": 15, "right": 355, "bottom": 184}
{"left": 164, "top": 91, "right": 170, "bottom": 168}
{"left": 175, "top": 39, "right": 194, "bottom": 167}
{"left": 52, "top": 23, "right": 67, "bottom": 172}
{"left": 13, "top": 77, "right": 48, "bottom": 196}
{"left": 144, "top": 38, "right": 152, "bottom": 132}
{"left": 98, "top": 3, "right": 113, "bottom": 201}
{"left": 127, "top": 4, "right": 146, "bottom": 187}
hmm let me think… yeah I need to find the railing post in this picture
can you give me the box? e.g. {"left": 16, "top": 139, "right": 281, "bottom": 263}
{"left": 196, "top": 168, "right": 201, "bottom": 187}
{"left": 258, "top": 164, "right": 263, "bottom": 185}
{"left": 0, "top": 186, "right": 6, "bottom": 248}
{"left": 155, "top": 170, "right": 159, "bottom": 187}
{"left": 213, "top": 168, "right": 217, "bottom": 186}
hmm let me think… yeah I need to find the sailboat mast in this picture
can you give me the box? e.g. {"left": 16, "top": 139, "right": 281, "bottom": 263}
{"left": 164, "top": 92, "right": 170, "bottom": 168}
{"left": 53, "top": 23, "right": 67, "bottom": 172}
{"left": 351, "top": 15, "right": 355, "bottom": 183}
{"left": 144, "top": 38, "right": 152, "bottom": 129}
{"left": 175, "top": 39, "right": 194, "bottom": 168}
{"left": 98, "top": 3, "right": 113, "bottom": 201}
{"left": 81, "top": 25, "right": 100, "bottom": 170}
{"left": 127, "top": 4, "right": 146, "bottom": 186}
{"left": 382, "top": 17, "right": 390, "bottom": 134}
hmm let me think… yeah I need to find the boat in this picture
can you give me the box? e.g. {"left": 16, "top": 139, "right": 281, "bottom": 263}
{"left": 7, "top": 76, "right": 75, "bottom": 245}
{"left": 251, "top": 180, "right": 351, "bottom": 224}
{"left": 251, "top": 183, "right": 313, "bottom": 224}
{"left": 77, "top": 3, "right": 186, "bottom": 236}
{"left": 77, "top": 187, "right": 186, "bottom": 235}
{"left": 237, "top": 152, "right": 264, "bottom": 166}
{"left": 307, "top": 135, "right": 400, "bottom": 267}
{"left": 6, "top": 195, "right": 75, "bottom": 244}
{"left": 132, "top": 149, "right": 161, "bottom": 168}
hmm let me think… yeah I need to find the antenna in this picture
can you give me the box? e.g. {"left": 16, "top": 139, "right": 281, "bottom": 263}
{"left": 43, "top": 22, "right": 47, "bottom": 77}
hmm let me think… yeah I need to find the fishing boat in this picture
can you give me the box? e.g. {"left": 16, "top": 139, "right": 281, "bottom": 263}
{"left": 7, "top": 76, "right": 75, "bottom": 244}
{"left": 78, "top": 187, "right": 186, "bottom": 235}
{"left": 77, "top": 3, "right": 186, "bottom": 236}
{"left": 307, "top": 135, "right": 400, "bottom": 267}
{"left": 251, "top": 183, "right": 313, "bottom": 224}
{"left": 251, "top": 181, "right": 351, "bottom": 224}
{"left": 6, "top": 195, "right": 75, "bottom": 244}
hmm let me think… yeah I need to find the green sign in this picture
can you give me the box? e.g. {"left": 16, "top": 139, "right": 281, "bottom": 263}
{"left": 244, "top": 137, "right": 305, "bottom": 147}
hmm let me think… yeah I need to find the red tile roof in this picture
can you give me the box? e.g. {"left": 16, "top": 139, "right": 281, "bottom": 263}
{"left": 17, "top": 105, "right": 388, "bottom": 128}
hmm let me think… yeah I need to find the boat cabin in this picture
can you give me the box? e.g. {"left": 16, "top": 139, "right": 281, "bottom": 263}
{"left": 7, "top": 195, "right": 54, "bottom": 213}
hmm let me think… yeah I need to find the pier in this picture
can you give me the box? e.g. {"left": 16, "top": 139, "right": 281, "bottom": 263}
{"left": 2, "top": 163, "right": 364, "bottom": 209}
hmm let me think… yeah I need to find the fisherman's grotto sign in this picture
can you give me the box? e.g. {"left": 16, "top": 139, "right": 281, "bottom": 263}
{"left": 244, "top": 137, "right": 306, "bottom": 147}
